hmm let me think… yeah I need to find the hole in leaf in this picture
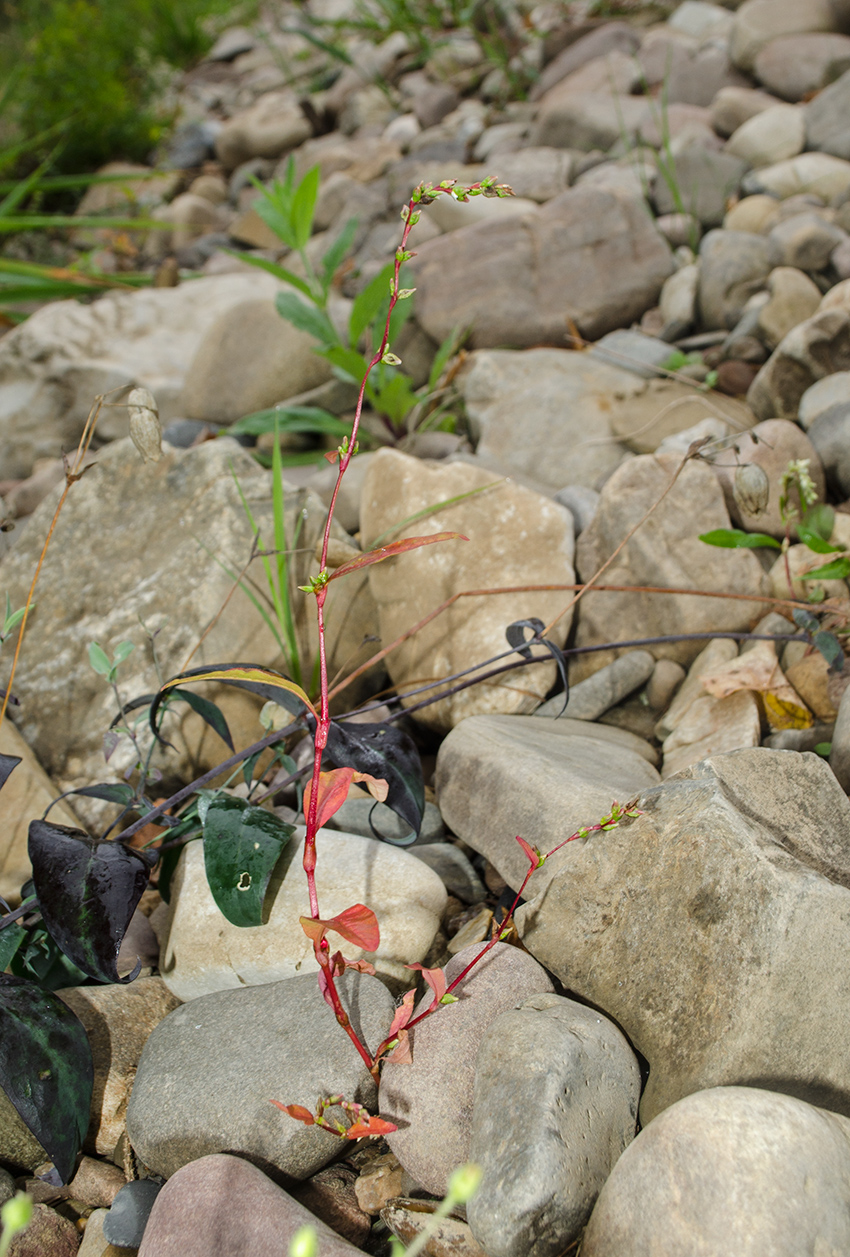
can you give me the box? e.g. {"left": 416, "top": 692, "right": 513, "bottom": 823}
{"left": 237, "top": 872, "right": 252, "bottom": 891}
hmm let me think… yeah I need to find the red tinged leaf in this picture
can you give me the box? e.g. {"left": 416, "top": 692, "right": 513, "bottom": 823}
{"left": 388, "top": 988, "right": 415, "bottom": 1038}
{"left": 385, "top": 1030, "right": 412, "bottom": 1065}
{"left": 270, "top": 1101, "right": 315, "bottom": 1126}
{"left": 407, "top": 962, "right": 447, "bottom": 1002}
{"left": 300, "top": 903, "right": 381, "bottom": 952}
{"left": 303, "top": 767, "right": 389, "bottom": 830}
{"left": 345, "top": 1115, "right": 398, "bottom": 1138}
{"left": 515, "top": 834, "right": 544, "bottom": 870}
{"left": 326, "top": 532, "right": 468, "bottom": 582}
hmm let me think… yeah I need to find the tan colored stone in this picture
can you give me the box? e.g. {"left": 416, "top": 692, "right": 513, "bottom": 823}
{"left": 709, "top": 418, "right": 825, "bottom": 538}
{"left": 655, "top": 637, "right": 739, "bottom": 740}
{"left": 354, "top": 1152, "right": 416, "bottom": 1215}
{"left": 179, "top": 296, "right": 332, "bottom": 424}
{"left": 609, "top": 380, "right": 754, "bottom": 455}
{"left": 227, "top": 208, "right": 282, "bottom": 250}
{"left": 0, "top": 720, "right": 80, "bottom": 904}
{"left": 758, "top": 267, "right": 822, "bottom": 349}
{"left": 731, "top": 0, "right": 837, "bottom": 73}
{"left": 786, "top": 651, "right": 839, "bottom": 720}
{"left": 214, "top": 91, "right": 312, "bottom": 169}
{"left": 360, "top": 449, "right": 575, "bottom": 732}
{"left": 661, "top": 689, "right": 761, "bottom": 777}
{"left": 572, "top": 455, "right": 770, "bottom": 683}
{"left": 57, "top": 977, "right": 181, "bottom": 1155}
{"left": 723, "top": 194, "right": 778, "bottom": 234}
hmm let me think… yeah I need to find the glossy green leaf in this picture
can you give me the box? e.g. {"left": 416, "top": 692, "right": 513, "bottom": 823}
{"left": 0, "top": 975, "right": 93, "bottom": 1184}
{"left": 275, "top": 291, "right": 338, "bottom": 347}
{"left": 28, "top": 822, "right": 155, "bottom": 984}
{"left": 203, "top": 797, "right": 295, "bottom": 927}
{"left": 0, "top": 922, "right": 26, "bottom": 971}
{"left": 796, "top": 525, "right": 844, "bottom": 554}
{"left": 699, "top": 528, "right": 782, "bottom": 549}
{"left": 803, "top": 556, "right": 850, "bottom": 581}
{"left": 9, "top": 923, "right": 91, "bottom": 990}
{"left": 69, "top": 783, "right": 136, "bottom": 806}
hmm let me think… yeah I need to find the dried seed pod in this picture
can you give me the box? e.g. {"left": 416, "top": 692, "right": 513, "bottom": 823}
{"left": 734, "top": 462, "right": 769, "bottom": 517}
{"left": 127, "top": 387, "right": 162, "bottom": 463}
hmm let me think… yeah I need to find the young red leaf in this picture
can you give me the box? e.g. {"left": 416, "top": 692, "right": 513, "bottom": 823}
{"left": 326, "top": 532, "right": 468, "bottom": 582}
{"left": 385, "top": 1028, "right": 413, "bottom": 1065}
{"left": 300, "top": 903, "right": 381, "bottom": 953}
{"left": 303, "top": 767, "right": 389, "bottom": 830}
{"left": 407, "top": 962, "right": 447, "bottom": 1002}
{"left": 515, "top": 834, "right": 544, "bottom": 870}
{"left": 345, "top": 1115, "right": 398, "bottom": 1138}
{"left": 324, "top": 450, "right": 339, "bottom": 464}
{"left": 388, "top": 988, "right": 415, "bottom": 1039}
{"left": 270, "top": 1101, "right": 315, "bottom": 1126}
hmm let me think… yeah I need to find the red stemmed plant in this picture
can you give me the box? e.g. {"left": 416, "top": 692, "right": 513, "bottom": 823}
{"left": 270, "top": 176, "right": 642, "bottom": 1137}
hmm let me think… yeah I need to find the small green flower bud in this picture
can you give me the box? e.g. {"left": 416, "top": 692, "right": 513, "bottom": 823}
{"left": 1, "top": 1192, "right": 33, "bottom": 1236}
{"left": 127, "top": 386, "right": 162, "bottom": 463}
{"left": 289, "top": 1225, "right": 318, "bottom": 1257}
{"left": 447, "top": 1162, "right": 482, "bottom": 1205}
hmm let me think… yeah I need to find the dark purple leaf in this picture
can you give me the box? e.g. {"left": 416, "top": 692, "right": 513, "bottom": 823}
{"left": 28, "top": 821, "right": 155, "bottom": 984}
{"left": 0, "top": 753, "right": 21, "bottom": 792}
{"left": 0, "top": 975, "right": 93, "bottom": 1184}
{"left": 324, "top": 720, "right": 423, "bottom": 841}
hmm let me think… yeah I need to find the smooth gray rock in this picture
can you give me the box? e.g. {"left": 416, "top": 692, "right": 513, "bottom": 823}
{"left": 571, "top": 454, "right": 770, "bottom": 682}
{"left": 435, "top": 715, "right": 660, "bottom": 891}
{"left": 654, "top": 148, "right": 749, "bottom": 229}
{"left": 755, "top": 32, "right": 850, "bottom": 102}
{"left": 554, "top": 484, "right": 599, "bottom": 535}
{"left": 325, "top": 798, "right": 445, "bottom": 845}
{"left": 468, "top": 994, "right": 640, "bottom": 1257}
{"left": 380, "top": 943, "right": 555, "bottom": 1196}
{"left": 581, "top": 1087, "right": 850, "bottom": 1257}
{"left": 698, "top": 229, "right": 772, "bottom": 329}
{"left": 103, "top": 1180, "right": 162, "bottom": 1247}
{"left": 410, "top": 843, "right": 486, "bottom": 904}
{"left": 747, "top": 308, "right": 850, "bottom": 420}
{"left": 535, "top": 652, "right": 655, "bottom": 721}
{"left": 517, "top": 748, "right": 850, "bottom": 1125}
{"left": 459, "top": 347, "right": 637, "bottom": 493}
{"left": 798, "top": 370, "right": 850, "bottom": 427}
{"left": 767, "top": 211, "right": 848, "bottom": 271}
{"left": 530, "top": 24, "right": 641, "bottom": 101}
{"left": 590, "top": 330, "right": 674, "bottom": 378}
{"left": 764, "top": 722, "right": 835, "bottom": 751}
{"left": 410, "top": 184, "right": 674, "bottom": 348}
{"left": 807, "top": 403, "right": 850, "bottom": 497}
{"left": 138, "top": 1154, "right": 364, "bottom": 1257}
{"left": 126, "top": 973, "right": 395, "bottom": 1180}
{"left": 805, "top": 66, "right": 850, "bottom": 158}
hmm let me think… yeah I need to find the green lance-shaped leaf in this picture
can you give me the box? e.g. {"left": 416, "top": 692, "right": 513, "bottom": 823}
{"left": 28, "top": 821, "right": 155, "bottom": 984}
{"left": 699, "top": 528, "right": 782, "bottom": 550}
{"left": 0, "top": 975, "right": 93, "bottom": 1184}
{"left": 202, "top": 796, "right": 295, "bottom": 928}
